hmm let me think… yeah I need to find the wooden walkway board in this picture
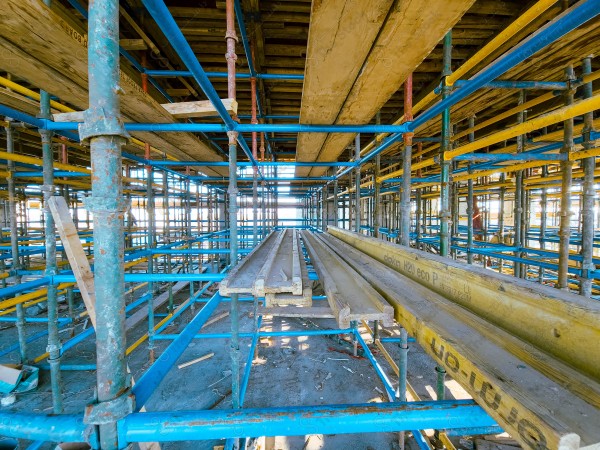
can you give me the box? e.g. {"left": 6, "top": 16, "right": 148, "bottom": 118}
{"left": 0, "top": 0, "right": 225, "bottom": 176}
{"left": 161, "top": 98, "right": 237, "bottom": 119}
{"left": 301, "top": 231, "right": 393, "bottom": 328}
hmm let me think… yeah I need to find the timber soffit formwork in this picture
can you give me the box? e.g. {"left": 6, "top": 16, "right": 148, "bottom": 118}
{"left": 0, "top": 0, "right": 227, "bottom": 176}
{"left": 295, "top": 0, "right": 477, "bottom": 177}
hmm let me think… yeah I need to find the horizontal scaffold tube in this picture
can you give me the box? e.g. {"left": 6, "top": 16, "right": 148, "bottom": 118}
{"left": 119, "top": 400, "right": 495, "bottom": 443}
{"left": 44, "top": 121, "right": 410, "bottom": 134}
{"left": 327, "top": 227, "right": 600, "bottom": 382}
{"left": 445, "top": 94, "right": 600, "bottom": 160}
{"left": 0, "top": 412, "right": 95, "bottom": 443}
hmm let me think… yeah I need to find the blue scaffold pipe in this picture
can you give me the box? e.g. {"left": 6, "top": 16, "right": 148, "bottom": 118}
{"left": 132, "top": 292, "right": 223, "bottom": 408}
{"left": 119, "top": 400, "right": 496, "bottom": 443}
{"left": 0, "top": 412, "right": 95, "bottom": 444}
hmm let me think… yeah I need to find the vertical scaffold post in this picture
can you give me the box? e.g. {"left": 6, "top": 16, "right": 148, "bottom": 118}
{"left": 467, "top": 117, "right": 475, "bottom": 265}
{"left": 225, "top": 0, "right": 241, "bottom": 418}
{"left": 333, "top": 179, "right": 339, "bottom": 227}
{"left": 141, "top": 53, "right": 156, "bottom": 362}
{"left": 40, "top": 89, "right": 63, "bottom": 413}
{"left": 374, "top": 155, "right": 381, "bottom": 238}
{"left": 539, "top": 166, "right": 548, "bottom": 283}
{"left": 434, "top": 366, "right": 447, "bottom": 446}
{"left": 146, "top": 159, "right": 156, "bottom": 361}
{"left": 401, "top": 75, "right": 413, "bottom": 247}
{"left": 558, "top": 66, "right": 575, "bottom": 290}
{"left": 397, "top": 327, "right": 409, "bottom": 450}
{"left": 439, "top": 31, "right": 452, "bottom": 257}
{"left": 354, "top": 134, "right": 361, "bottom": 233}
{"left": 250, "top": 54, "right": 258, "bottom": 246}
{"left": 81, "top": 0, "right": 130, "bottom": 447}
{"left": 514, "top": 90, "right": 525, "bottom": 279}
{"left": 5, "top": 120, "right": 27, "bottom": 363}
{"left": 580, "top": 56, "right": 595, "bottom": 297}
{"left": 163, "top": 171, "right": 173, "bottom": 312}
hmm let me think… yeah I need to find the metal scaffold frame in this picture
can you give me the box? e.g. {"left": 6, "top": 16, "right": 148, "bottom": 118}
{"left": 0, "top": 0, "right": 599, "bottom": 448}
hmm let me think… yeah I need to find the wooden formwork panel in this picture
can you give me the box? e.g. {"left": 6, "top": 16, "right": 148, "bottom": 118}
{"left": 296, "top": 0, "right": 475, "bottom": 176}
{"left": 0, "top": 0, "right": 226, "bottom": 175}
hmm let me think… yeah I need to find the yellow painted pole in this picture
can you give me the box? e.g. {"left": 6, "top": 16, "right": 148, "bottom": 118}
{"left": 446, "top": 0, "right": 557, "bottom": 85}
{"left": 354, "top": 0, "right": 557, "bottom": 160}
{"left": 445, "top": 95, "right": 600, "bottom": 160}
{"left": 0, "top": 77, "right": 176, "bottom": 161}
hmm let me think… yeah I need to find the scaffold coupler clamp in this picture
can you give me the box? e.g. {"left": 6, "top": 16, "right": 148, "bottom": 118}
{"left": 78, "top": 106, "right": 130, "bottom": 145}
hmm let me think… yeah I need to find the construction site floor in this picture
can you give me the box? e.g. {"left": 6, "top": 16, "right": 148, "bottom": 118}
{"left": 0, "top": 289, "right": 510, "bottom": 450}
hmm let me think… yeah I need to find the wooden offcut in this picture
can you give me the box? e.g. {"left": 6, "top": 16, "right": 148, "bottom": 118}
{"left": 161, "top": 98, "right": 237, "bottom": 118}
{"left": 47, "top": 196, "right": 96, "bottom": 327}
{"left": 178, "top": 352, "right": 215, "bottom": 369}
{"left": 48, "top": 195, "right": 161, "bottom": 450}
{"left": 257, "top": 306, "right": 334, "bottom": 319}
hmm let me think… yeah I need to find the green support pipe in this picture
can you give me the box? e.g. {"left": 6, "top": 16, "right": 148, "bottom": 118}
{"left": 5, "top": 121, "right": 28, "bottom": 363}
{"left": 466, "top": 117, "right": 475, "bottom": 265}
{"left": 333, "top": 179, "right": 339, "bottom": 227}
{"left": 40, "top": 89, "right": 63, "bottom": 414}
{"left": 147, "top": 166, "right": 156, "bottom": 362}
{"left": 579, "top": 56, "right": 595, "bottom": 297}
{"left": 228, "top": 132, "right": 241, "bottom": 410}
{"left": 274, "top": 166, "right": 279, "bottom": 229}
{"left": 558, "top": 66, "right": 575, "bottom": 290}
{"left": 163, "top": 171, "right": 173, "bottom": 313}
{"left": 439, "top": 31, "right": 452, "bottom": 257}
{"left": 513, "top": 91, "right": 525, "bottom": 278}
{"left": 84, "top": 0, "right": 129, "bottom": 446}
{"left": 374, "top": 112, "right": 382, "bottom": 239}
{"left": 434, "top": 365, "right": 446, "bottom": 445}
{"left": 415, "top": 188, "right": 422, "bottom": 249}
{"left": 354, "top": 134, "right": 361, "bottom": 233}
{"left": 186, "top": 177, "right": 193, "bottom": 297}
{"left": 397, "top": 327, "right": 409, "bottom": 450}
{"left": 539, "top": 166, "right": 548, "bottom": 283}
{"left": 400, "top": 107, "right": 412, "bottom": 246}
{"left": 374, "top": 155, "right": 381, "bottom": 238}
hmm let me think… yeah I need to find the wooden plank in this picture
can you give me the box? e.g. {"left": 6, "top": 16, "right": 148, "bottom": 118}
{"left": 257, "top": 306, "right": 334, "bottom": 319}
{"left": 161, "top": 98, "right": 237, "bottom": 118}
{"left": 327, "top": 227, "right": 600, "bottom": 383}
{"left": 48, "top": 195, "right": 162, "bottom": 450}
{"left": 47, "top": 196, "right": 96, "bottom": 328}
{"left": 53, "top": 111, "right": 85, "bottom": 122}
{"left": 120, "top": 38, "right": 148, "bottom": 51}
{"left": 305, "top": 0, "right": 476, "bottom": 177}
{"left": 295, "top": 0, "right": 395, "bottom": 176}
{"left": 177, "top": 352, "right": 215, "bottom": 369}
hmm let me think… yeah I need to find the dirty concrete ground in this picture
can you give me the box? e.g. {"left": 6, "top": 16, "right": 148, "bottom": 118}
{"left": 0, "top": 282, "right": 493, "bottom": 450}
